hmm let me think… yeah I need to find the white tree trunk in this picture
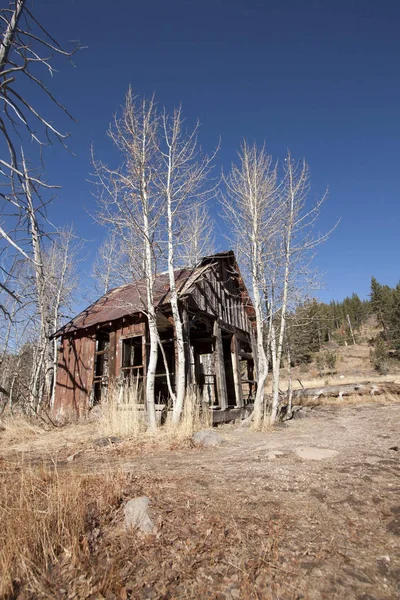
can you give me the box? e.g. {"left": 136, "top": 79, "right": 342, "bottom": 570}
{"left": 146, "top": 313, "right": 158, "bottom": 431}
{"left": 22, "top": 153, "right": 52, "bottom": 407}
{"left": 165, "top": 154, "right": 186, "bottom": 425}
{"left": 143, "top": 210, "right": 157, "bottom": 430}
{"left": 251, "top": 235, "right": 269, "bottom": 428}
{"left": 0, "top": 0, "right": 24, "bottom": 71}
{"left": 270, "top": 163, "right": 294, "bottom": 424}
{"left": 252, "top": 282, "right": 269, "bottom": 428}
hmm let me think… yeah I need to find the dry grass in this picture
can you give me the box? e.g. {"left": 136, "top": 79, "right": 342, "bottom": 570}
{"left": 0, "top": 458, "right": 285, "bottom": 600}
{"left": 0, "top": 416, "right": 47, "bottom": 447}
{"left": 97, "top": 380, "right": 147, "bottom": 439}
{"left": 0, "top": 461, "right": 126, "bottom": 598}
{"left": 163, "top": 388, "right": 212, "bottom": 440}
{"left": 97, "top": 384, "right": 212, "bottom": 443}
{"left": 296, "top": 391, "right": 400, "bottom": 408}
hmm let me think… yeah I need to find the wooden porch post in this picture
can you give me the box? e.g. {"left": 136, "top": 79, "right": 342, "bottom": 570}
{"left": 108, "top": 330, "right": 116, "bottom": 378}
{"left": 182, "top": 306, "right": 192, "bottom": 387}
{"left": 213, "top": 320, "right": 228, "bottom": 410}
{"left": 231, "top": 334, "right": 244, "bottom": 408}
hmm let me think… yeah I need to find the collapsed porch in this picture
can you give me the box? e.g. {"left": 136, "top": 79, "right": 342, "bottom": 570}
{"left": 89, "top": 310, "right": 256, "bottom": 423}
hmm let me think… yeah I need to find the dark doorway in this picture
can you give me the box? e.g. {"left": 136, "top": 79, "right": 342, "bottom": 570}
{"left": 93, "top": 329, "right": 110, "bottom": 404}
{"left": 221, "top": 331, "right": 236, "bottom": 406}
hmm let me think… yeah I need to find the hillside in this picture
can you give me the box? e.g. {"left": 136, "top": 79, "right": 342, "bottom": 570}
{"left": 271, "top": 317, "right": 400, "bottom": 394}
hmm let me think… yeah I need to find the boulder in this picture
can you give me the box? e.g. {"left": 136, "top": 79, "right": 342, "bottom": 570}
{"left": 124, "top": 496, "right": 156, "bottom": 534}
{"left": 192, "top": 429, "right": 224, "bottom": 447}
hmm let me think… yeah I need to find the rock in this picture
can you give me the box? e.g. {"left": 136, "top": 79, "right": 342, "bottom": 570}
{"left": 295, "top": 447, "right": 339, "bottom": 460}
{"left": 292, "top": 408, "right": 309, "bottom": 419}
{"left": 92, "top": 436, "right": 123, "bottom": 448}
{"left": 192, "top": 429, "right": 224, "bottom": 447}
{"left": 119, "top": 588, "right": 127, "bottom": 600}
{"left": 313, "top": 569, "right": 324, "bottom": 577}
{"left": 376, "top": 555, "right": 391, "bottom": 575}
{"left": 387, "top": 517, "right": 400, "bottom": 536}
{"left": 124, "top": 496, "right": 156, "bottom": 534}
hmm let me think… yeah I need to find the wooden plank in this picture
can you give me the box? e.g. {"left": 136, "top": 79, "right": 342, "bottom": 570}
{"left": 142, "top": 334, "right": 147, "bottom": 378}
{"left": 231, "top": 334, "right": 244, "bottom": 408}
{"left": 108, "top": 330, "right": 116, "bottom": 378}
{"left": 182, "top": 306, "right": 192, "bottom": 386}
{"left": 213, "top": 320, "right": 228, "bottom": 410}
{"left": 216, "top": 318, "right": 250, "bottom": 342}
{"left": 54, "top": 336, "right": 70, "bottom": 414}
{"left": 115, "top": 328, "right": 121, "bottom": 378}
{"left": 212, "top": 404, "right": 253, "bottom": 424}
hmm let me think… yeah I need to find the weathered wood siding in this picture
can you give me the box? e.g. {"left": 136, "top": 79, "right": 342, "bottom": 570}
{"left": 54, "top": 317, "right": 147, "bottom": 415}
{"left": 53, "top": 332, "right": 95, "bottom": 417}
{"left": 188, "top": 259, "right": 254, "bottom": 334}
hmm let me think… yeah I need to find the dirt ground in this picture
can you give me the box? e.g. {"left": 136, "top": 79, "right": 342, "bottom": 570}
{"left": 2, "top": 400, "right": 399, "bottom": 600}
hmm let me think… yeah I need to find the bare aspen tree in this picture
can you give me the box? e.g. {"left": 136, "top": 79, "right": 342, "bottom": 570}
{"left": 158, "top": 108, "right": 216, "bottom": 424}
{"left": 47, "top": 228, "right": 81, "bottom": 408}
{"left": 91, "top": 233, "right": 128, "bottom": 295}
{"left": 223, "top": 142, "right": 279, "bottom": 428}
{"left": 94, "top": 91, "right": 161, "bottom": 430}
{"left": 0, "top": 226, "right": 80, "bottom": 411}
{"left": 178, "top": 201, "right": 215, "bottom": 268}
{"left": 0, "top": 2, "right": 81, "bottom": 412}
{"left": 0, "top": 1, "right": 79, "bottom": 300}
{"left": 224, "top": 145, "right": 333, "bottom": 426}
{"left": 94, "top": 96, "right": 216, "bottom": 427}
{"left": 268, "top": 152, "right": 332, "bottom": 423}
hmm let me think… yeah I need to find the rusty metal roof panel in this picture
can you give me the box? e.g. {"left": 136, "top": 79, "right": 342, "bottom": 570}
{"left": 54, "top": 269, "right": 193, "bottom": 337}
{"left": 53, "top": 251, "right": 256, "bottom": 338}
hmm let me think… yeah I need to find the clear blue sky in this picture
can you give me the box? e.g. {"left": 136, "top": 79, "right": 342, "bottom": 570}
{"left": 31, "top": 0, "right": 400, "bottom": 303}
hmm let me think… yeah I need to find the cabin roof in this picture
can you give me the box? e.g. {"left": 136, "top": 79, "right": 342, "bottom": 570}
{"left": 53, "top": 251, "right": 254, "bottom": 338}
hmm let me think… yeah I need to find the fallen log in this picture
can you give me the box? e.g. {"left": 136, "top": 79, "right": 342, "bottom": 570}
{"left": 288, "top": 381, "right": 400, "bottom": 403}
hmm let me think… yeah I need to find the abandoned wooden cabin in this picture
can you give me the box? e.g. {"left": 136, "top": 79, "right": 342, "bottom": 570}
{"left": 52, "top": 251, "right": 257, "bottom": 422}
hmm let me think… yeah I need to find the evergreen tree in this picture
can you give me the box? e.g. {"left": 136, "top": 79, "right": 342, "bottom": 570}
{"left": 370, "top": 277, "right": 400, "bottom": 354}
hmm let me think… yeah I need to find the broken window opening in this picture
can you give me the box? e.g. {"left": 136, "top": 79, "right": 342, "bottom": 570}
{"left": 121, "top": 335, "right": 144, "bottom": 384}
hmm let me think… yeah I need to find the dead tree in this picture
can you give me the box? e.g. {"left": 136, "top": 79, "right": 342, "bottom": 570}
{"left": 94, "top": 91, "right": 161, "bottom": 430}
{"left": 158, "top": 107, "right": 216, "bottom": 424}
{"left": 0, "top": 0, "right": 79, "bottom": 304}
{"left": 223, "top": 142, "right": 280, "bottom": 428}
{"left": 177, "top": 201, "right": 215, "bottom": 268}
{"left": 269, "top": 153, "right": 334, "bottom": 424}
